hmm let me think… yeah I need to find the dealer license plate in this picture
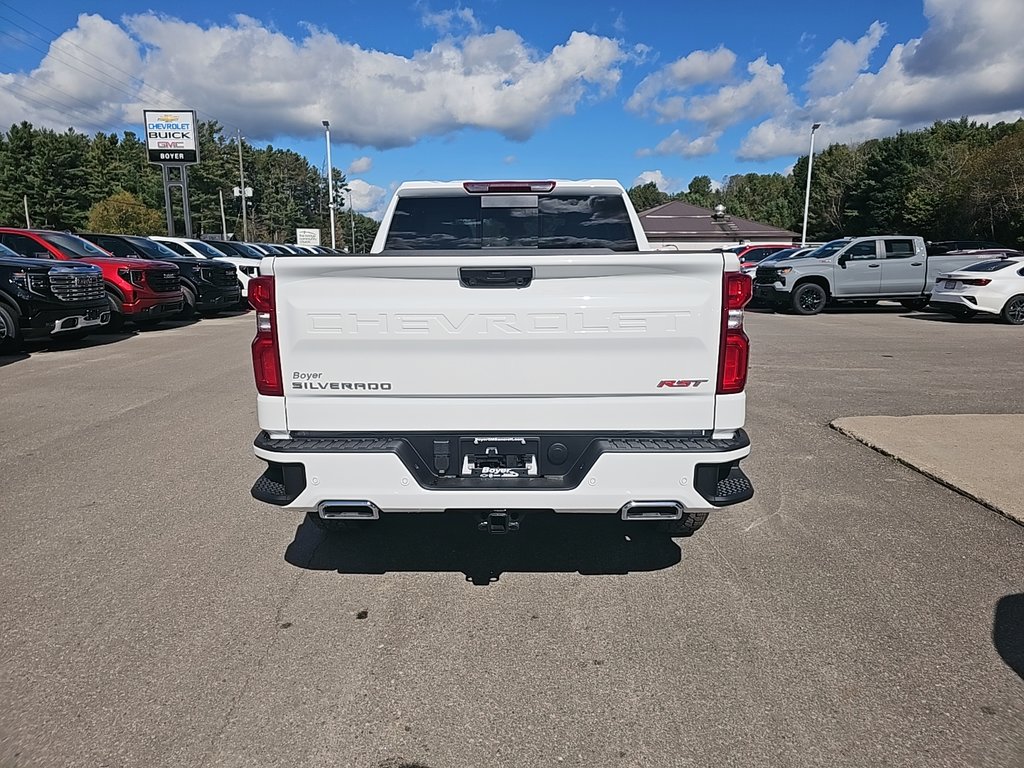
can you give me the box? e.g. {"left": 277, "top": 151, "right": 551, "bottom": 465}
{"left": 460, "top": 437, "right": 540, "bottom": 478}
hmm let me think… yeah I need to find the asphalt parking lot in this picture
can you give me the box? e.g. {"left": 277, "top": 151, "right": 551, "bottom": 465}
{"left": 1, "top": 305, "right": 1022, "bottom": 768}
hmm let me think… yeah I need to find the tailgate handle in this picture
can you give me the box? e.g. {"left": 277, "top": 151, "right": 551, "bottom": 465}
{"left": 460, "top": 267, "right": 533, "bottom": 288}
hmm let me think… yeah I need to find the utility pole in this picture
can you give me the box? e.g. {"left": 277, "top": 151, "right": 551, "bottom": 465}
{"left": 322, "top": 120, "right": 337, "bottom": 249}
{"left": 237, "top": 129, "right": 248, "bottom": 241}
{"left": 219, "top": 189, "right": 228, "bottom": 239}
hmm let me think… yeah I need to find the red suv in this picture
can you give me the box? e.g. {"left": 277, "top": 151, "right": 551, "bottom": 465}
{"left": 0, "top": 228, "right": 183, "bottom": 329}
{"left": 726, "top": 244, "right": 794, "bottom": 274}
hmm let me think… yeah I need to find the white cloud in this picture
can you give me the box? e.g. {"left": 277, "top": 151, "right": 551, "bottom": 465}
{"left": 0, "top": 14, "right": 142, "bottom": 132}
{"left": 667, "top": 47, "right": 737, "bottom": 87}
{"left": 683, "top": 57, "right": 793, "bottom": 129}
{"left": 421, "top": 7, "right": 481, "bottom": 36}
{"left": 347, "top": 156, "right": 372, "bottom": 174}
{"left": 626, "top": 46, "right": 736, "bottom": 118}
{"left": 0, "top": 13, "right": 626, "bottom": 149}
{"left": 740, "top": 2, "right": 1024, "bottom": 160}
{"left": 344, "top": 178, "right": 388, "bottom": 219}
{"left": 503, "top": 154, "right": 516, "bottom": 164}
{"left": 638, "top": 129, "right": 720, "bottom": 158}
{"left": 632, "top": 170, "right": 680, "bottom": 194}
{"left": 628, "top": 51, "right": 791, "bottom": 140}
{"left": 806, "top": 21, "right": 886, "bottom": 97}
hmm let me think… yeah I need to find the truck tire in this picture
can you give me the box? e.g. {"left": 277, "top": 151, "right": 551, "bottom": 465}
{"left": 104, "top": 293, "right": 124, "bottom": 333}
{"left": 659, "top": 512, "right": 709, "bottom": 537}
{"left": 900, "top": 298, "right": 929, "bottom": 312}
{"left": 791, "top": 283, "right": 827, "bottom": 315}
{"left": 178, "top": 285, "right": 197, "bottom": 319}
{"left": 0, "top": 303, "right": 21, "bottom": 350}
{"left": 1001, "top": 295, "right": 1024, "bottom": 325}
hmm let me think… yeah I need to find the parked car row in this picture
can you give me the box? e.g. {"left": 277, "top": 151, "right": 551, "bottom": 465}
{"left": 0, "top": 225, "right": 355, "bottom": 350}
{"left": 0, "top": 227, "right": 322, "bottom": 349}
{"left": 751, "top": 235, "right": 1024, "bottom": 324}
{"left": 0, "top": 227, "right": 187, "bottom": 338}
{"left": 79, "top": 234, "right": 240, "bottom": 317}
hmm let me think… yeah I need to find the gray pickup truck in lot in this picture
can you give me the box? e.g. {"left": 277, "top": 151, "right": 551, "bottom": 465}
{"left": 753, "top": 236, "right": 984, "bottom": 315}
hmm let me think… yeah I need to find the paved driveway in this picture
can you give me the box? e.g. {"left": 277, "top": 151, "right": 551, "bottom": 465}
{"left": 1, "top": 307, "right": 1021, "bottom": 767}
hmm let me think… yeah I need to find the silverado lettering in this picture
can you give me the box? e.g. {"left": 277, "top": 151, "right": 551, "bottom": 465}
{"left": 291, "top": 381, "right": 392, "bottom": 391}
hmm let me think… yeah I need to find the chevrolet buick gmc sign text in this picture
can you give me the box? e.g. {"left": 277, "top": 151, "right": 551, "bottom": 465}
{"left": 144, "top": 110, "right": 199, "bottom": 164}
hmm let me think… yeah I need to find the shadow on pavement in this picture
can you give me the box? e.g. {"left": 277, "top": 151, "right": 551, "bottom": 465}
{"left": 822, "top": 304, "right": 905, "bottom": 314}
{"left": 285, "top": 512, "right": 683, "bottom": 585}
{"left": 0, "top": 349, "right": 30, "bottom": 366}
{"left": 215, "top": 307, "right": 250, "bottom": 318}
{"left": 901, "top": 313, "right": 1000, "bottom": 324}
{"left": 133, "top": 317, "right": 202, "bottom": 332}
{"left": 993, "top": 593, "right": 1024, "bottom": 680}
{"left": 15, "top": 331, "right": 137, "bottom": 359}
{"left": 748, "top": 304, "right": 908, "bottom": 316}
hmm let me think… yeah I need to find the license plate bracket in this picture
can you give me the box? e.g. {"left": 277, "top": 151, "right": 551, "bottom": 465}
{"left": 460, "top": 437, "right": 540, "bottom": 478}
{"left": 944, "top": 280, "right": 957, "bottom": 289}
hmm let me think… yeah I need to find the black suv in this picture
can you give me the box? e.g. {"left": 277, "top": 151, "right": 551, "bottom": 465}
{"left": 78, "top": 233, "right": 241, "bottom": 317}
{"left": 0, "top": 242, "right": 110, "bottom": 348}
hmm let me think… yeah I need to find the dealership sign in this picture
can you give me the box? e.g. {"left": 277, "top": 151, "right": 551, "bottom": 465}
{"left": 144, "top": 110, "right": 199, "bottom": 164}
{"left": 295, "top": 228, "right": 321, "bottom": 246}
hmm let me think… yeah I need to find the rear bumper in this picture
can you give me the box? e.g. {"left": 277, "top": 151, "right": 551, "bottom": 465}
{"left": 930, "top": 297, "right": 998, "bottom": 315}
{"left": 122, "top": 291, "right": 184, "bottom": 316}
{"left": 251, "top": 430, "right": 753, "bottom": 514}
{"left": 25, "top": 302, "right": 110, "bottom": 338}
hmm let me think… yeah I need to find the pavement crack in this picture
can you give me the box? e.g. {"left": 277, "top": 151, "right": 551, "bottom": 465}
{"left": 196, "top": 561, "right": 315, "bottom": 768}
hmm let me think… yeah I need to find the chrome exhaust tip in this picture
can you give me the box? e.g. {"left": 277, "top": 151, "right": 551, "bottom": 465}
{"left": 620, "top": 501, "right": 684, "bottom": 521}
{"left": 317, "top": 500, "right": 380, "bottom": 520}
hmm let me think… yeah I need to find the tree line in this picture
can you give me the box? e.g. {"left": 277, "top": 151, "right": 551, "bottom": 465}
{"left": 628, "top": 117, "right": 1024, "bottom": 247}
{"left": 0, "top": 120, "right": 380, "bottom": 249}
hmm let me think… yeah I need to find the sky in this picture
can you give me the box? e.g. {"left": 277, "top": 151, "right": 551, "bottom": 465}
{"left": 1, "top": 0, "right": 1022, "bottom": 219}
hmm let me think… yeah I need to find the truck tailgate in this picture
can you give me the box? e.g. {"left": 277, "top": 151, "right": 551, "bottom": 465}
{"left": 271, "top": 253, "right": 725, "bottom": 432}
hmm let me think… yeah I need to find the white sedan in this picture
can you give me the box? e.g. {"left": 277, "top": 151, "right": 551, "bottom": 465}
{"left": 930, "top": 252, "right": 1024, "bottom": 324}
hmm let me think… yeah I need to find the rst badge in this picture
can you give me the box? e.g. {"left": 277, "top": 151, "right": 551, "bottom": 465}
{"left": 657, "top": 379, "right": 708, "bottom": 388}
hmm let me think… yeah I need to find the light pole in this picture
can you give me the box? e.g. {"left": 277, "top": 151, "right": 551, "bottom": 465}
{"left": 322, "top": 120, "right": 337, "bottom": 249}
{"left": 800, "top": 122, "right": 821, "bottom": 247}
{"left": 236, "top": 129, "right": 248, "bottom": 241}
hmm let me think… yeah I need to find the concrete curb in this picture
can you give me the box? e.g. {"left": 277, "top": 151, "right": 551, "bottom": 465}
{"left": 830, "top": 418, "right": 1023, "bottom": 527}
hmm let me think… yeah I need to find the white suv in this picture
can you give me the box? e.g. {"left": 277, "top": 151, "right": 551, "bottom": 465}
{"left": 150, "top": 236, "right": 260, "bottom": 299}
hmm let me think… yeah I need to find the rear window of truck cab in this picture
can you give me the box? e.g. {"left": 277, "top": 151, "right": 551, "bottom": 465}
{"left": 382, "top": 194, "right": 639, "bottom": 251}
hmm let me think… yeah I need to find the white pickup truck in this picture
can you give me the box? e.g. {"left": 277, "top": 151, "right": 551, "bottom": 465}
{"left": 248, "top": 180, "right": 754, "bottom": 536}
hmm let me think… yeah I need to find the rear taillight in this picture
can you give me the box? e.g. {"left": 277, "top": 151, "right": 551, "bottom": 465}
{"left": 718, "top": 272, "right": 752, "bottom": 395}
{"left": 961, "top": 278, "right": 991, "bottom": 286}
{"left": 249, "top": 276, "right": 282, "bottom": 396}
